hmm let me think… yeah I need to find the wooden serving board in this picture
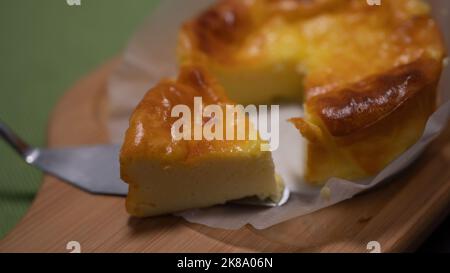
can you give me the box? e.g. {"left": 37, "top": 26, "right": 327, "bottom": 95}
{"left": 1, "top": 60, "right": 450, "bottom": 253}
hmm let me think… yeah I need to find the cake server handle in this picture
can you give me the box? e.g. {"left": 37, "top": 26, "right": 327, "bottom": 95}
{"left": 0, "top": 120, "right": 39, "bottom": 163}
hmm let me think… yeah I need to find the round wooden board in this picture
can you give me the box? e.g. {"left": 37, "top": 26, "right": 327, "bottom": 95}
{"left": 1, "top": 60, "right": 450, "bottom": 253}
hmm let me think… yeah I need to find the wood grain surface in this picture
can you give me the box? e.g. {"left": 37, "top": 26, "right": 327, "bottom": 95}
{"left": 0, "top": 60, "right": 449, "bottom": 253}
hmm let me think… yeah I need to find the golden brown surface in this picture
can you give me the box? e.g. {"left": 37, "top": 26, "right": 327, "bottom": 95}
{"left": 306, "top": 57, "right": 442, "bottom": 137}
{"left": 179, "top": 0, "right": 446, "bottom": 183}
{"left": 120, "top": 66, "right": 263, "bottom": 169}
{"left": 180, "top": 0, "right": 445, "bottom": 94}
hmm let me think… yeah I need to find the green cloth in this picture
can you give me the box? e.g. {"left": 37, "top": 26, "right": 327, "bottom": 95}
{"left": 0, "top": 0, "right": 159, "bottom": 239}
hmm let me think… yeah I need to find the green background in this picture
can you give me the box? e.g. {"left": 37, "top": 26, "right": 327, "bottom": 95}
{"left": 0, "top": 0, "right": 159, "bottom": 239}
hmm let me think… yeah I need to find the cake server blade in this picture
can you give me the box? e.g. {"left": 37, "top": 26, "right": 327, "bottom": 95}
{"left": 0, "top": 121, "right": 126, "bottom": 195}
{"left": 1, "top": 120, "right": 289, "bottom": 206}
{"left": 29, "top": 145, "right": 127, "bottom": 195}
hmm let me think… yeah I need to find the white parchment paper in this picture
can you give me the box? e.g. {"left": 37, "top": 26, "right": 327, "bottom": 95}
{"left": 108, "top": 0, "right": 450, "bottom": 229}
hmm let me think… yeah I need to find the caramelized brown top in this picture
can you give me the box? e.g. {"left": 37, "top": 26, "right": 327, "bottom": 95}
{"left": 180, "top": 0, "right": 446, "bottom": 136}
{"left": 307, "top": 57, "right": 442, "bottom": 136}
{"left": 180, "top": 0, "right": 346, "bottom": 63}
{"left": 185, "top": 0, "right": 252, "bottom": 62}
{"left": 120, "top": 66, "right": 263, "bottom": 164}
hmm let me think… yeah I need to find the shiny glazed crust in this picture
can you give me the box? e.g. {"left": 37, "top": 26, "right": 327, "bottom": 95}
{"left": 120, "top": 66, "right": 265, "bottom": 173}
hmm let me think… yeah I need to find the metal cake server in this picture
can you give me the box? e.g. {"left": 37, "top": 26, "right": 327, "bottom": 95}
{"left": 0, "top": 121, "right": 289, "bottom": 206}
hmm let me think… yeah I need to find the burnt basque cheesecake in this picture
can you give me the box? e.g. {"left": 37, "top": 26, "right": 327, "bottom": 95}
{"left": 120, "top": 66, "right": 284, "bottom": 217}
{"left": 178, "top": 0, "right": 446, "bottom": 184}
{"left": 120, "top": 0, "right": 445, "bottom": 217}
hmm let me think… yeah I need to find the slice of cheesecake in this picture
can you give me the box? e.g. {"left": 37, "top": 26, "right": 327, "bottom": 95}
{"left": 120, "top": 66, "right": 283, "bottom": 217}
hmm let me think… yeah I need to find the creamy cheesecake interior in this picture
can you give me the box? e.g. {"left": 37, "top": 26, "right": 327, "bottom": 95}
{"left": 125, "top": 152, "right": 282, "bottom": 217}
{"left": 120, "top": 66, "right": 283, "bottom": 217}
